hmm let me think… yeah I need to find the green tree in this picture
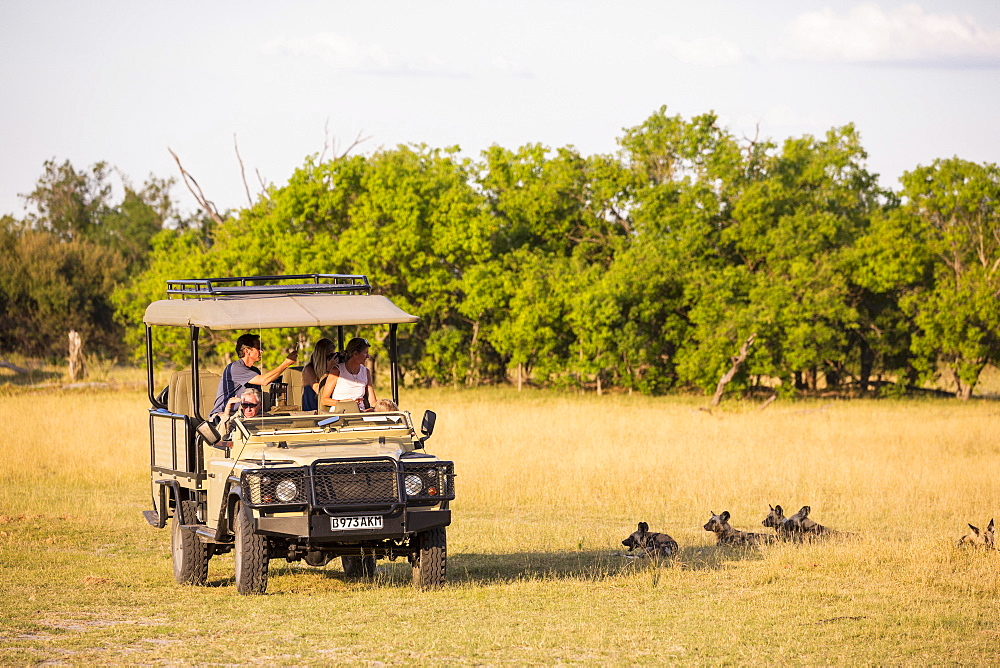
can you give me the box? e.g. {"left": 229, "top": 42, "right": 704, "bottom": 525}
{"left": 897, "top": 158, "right": 1000, "bottom": 398}
{"left": 0, "top": 220, "right": 127, "bottom": 357}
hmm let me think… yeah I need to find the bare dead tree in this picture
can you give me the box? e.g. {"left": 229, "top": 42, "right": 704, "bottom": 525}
{"left": 167, "top": 147, "right": 225, "bottom": 225}
{"left": 710, "top": 333, "right": 757, "bottom": 407}
{"left": 0, "top": 358, "right": 29, "bottom": 374}
{"left": 233, "top": 134, "right": 253, "bottom": 208}
{"left": 68, "top": 330, "right": 85, "bottom": 382}
{"left": 332, "top": 129, "right": 372, "bottom": 161}
{"left": 757, "top": 393, "right": 777, "bottom": 411}
{"left": 318, "top": 118, "right": 331, "bottom": 164}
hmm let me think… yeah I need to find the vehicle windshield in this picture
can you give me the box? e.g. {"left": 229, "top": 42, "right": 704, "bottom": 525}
{"left": 238, "top": 412, "right": 410, "bottom": 437}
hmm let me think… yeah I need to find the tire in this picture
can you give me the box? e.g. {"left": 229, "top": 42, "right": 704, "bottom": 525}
{"left": 411, "top": 527, "right": 446, "bottom": 590}
{"left": 341, "top": 555, "right": 376, "bottom": 578}
{"left": 171, "top": 500, "right": 209, "bottom": 585}
{"left": 233, "top": 501, "right": 269, "bottom": 595}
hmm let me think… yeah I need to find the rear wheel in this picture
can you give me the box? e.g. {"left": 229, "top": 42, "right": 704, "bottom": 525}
{"left": 411, "top": 527, "right": 446, "bottom": 589}
{"left": 233, "top": 501, "right": 269, "bottom": 595}
{"left": 171, "top": 500, "right": 209, "bottom": 585}
{"left": 342, "top": 555, "right": 376, "bottom": 578}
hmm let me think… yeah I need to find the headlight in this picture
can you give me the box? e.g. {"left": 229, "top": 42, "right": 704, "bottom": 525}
{"left": 275, "top": 479, "right": 298, "bottom": 502}
{"left": 404, "top": 474, "right": 423, "bottom": 496}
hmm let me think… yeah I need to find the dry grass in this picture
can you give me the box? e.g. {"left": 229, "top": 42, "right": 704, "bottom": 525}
{"left": 1, "top": 387, "right": 999, "bottom": 664}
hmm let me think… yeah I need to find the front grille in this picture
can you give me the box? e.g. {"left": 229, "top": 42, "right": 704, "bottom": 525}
{"left": 242, "top": 467, "right": 309, "bottom": 506}
{"left": 312, "top": 459, "right": 398, "bottom": 506}
{"left": 402, "top": 461, "right": 456, "bottom": 501}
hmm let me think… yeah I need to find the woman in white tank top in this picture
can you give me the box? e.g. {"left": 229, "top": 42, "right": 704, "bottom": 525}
{"left": 319, "top": 337, "right": 377, "bottom": 411}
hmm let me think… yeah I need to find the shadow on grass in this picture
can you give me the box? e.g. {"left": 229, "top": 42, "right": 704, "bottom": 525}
{"left": 0, "top": 368, "right": 63, "bottom": 388}
{"left": 237, "top": 543, "right": 772, "bottom": 592}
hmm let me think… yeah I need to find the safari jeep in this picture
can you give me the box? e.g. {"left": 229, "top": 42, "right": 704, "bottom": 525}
{"left": 141, "top": 274, "right": 454, "bottom": 594}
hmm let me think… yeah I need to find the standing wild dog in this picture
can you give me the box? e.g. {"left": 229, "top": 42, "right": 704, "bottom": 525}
{"left": 783, "top": 506, "right": 839, "bottom": 537}
{"left": 762, "top": 504, "right": 799, "bottom": 541}
{"left": 622, "top": 522, "right": 679, "bottom": 558}
{"left": 957, "top": 519, "right": 995, "bottom": 549}
{"left": 704, "top": 511, "right": 776, "bottom": 546}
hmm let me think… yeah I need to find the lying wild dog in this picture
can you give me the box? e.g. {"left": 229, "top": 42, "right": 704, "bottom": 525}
{"left": 783, "top": 506, "right": 839, "bottom": 537}
{"left": 704, "top": 511, "right": 776, "bottom": 546}
{"left": 622, "top": 522, "right": 679, "bottom": 558}
{"left": 957, "top": 519, "right": 995, "bottom": 549}
{"left": 761, "top": 504, "right": 800, "bottom": 541}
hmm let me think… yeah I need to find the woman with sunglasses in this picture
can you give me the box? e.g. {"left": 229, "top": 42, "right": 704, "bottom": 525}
{"left": 319, "top": 337, "right": 377, "bottom": 411}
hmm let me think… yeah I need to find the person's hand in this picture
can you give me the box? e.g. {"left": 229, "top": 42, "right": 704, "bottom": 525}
{"left": 285, "top": 347, "right": 299, "bottom": 363}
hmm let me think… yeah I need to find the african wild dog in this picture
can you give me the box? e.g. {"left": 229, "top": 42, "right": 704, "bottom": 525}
{"left": 762, "top": 504, "right": 800, "bottom": 541}
{"left": 783, "top": 506, "right": 838, "bottom": 537}
{"left": 622, "top": 522, "right": 679, "bottom": 558}
{"left": 957, "top": 519, "right": 995, "bottom": 549}
{"left": 703, "top": 511, "right": 776, "bottom": 546}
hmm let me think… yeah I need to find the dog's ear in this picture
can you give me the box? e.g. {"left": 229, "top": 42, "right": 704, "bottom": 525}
{"left": 721, "top": 511, "right": 730, "bottom": 523}
{"left": 769, "top": 504, "right": 774, "bottom": 511}
{"left": 799, "top": 506, "right": 811, "bottom": 517}
{"left": 774, "top": 505, "right": 782, "bottom": 515}
{"left": 989, "top": 519, "right": 995, "bottom": 532}
{"left": 638, "top": 522, "right": 648, "bottom": 533}
{"left": 969, "top": 524, "right": 980, "bottom": 535}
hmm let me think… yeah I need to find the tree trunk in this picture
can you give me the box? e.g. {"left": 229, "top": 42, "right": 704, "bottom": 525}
{"left": 517, "top": 362, "right": 523, "bottom": 392}
{"left": 68, "top": 330, "right": 85, "bottom": 381}
{"left": 710, "top": 333, "right": 756, "bottom": 407}
{"left": 858, "top": 337, "right": 874, "bottom": 392}
{"left": 596, "top": 374, "right": 602, "bottom": 396}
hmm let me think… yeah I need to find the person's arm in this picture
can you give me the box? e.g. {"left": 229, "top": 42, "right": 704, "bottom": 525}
{"left": 247, "top": 353, "right": 297, "bottom": 387}
{"left": 319, "top": 367, "right": 342, "bottom": 407}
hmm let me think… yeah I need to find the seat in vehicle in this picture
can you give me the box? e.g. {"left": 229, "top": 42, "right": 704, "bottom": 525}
{"left": 167, "top": 369, "right": 221, "bottom": 418}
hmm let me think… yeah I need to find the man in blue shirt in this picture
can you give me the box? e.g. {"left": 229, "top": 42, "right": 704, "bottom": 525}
{"left": 211, "top": 333, "right": 298, "bottom": 415}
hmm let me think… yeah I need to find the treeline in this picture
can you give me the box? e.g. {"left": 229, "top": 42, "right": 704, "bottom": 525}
{"left": 4, "top": 108, "right": 999, "bottom": 398}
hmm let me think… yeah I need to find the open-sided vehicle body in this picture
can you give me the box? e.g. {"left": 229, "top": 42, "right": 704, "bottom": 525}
{"left": 142, "top": 274, "right": 453, "bottom": 594}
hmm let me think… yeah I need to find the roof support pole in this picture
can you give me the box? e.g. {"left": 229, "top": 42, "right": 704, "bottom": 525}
{"left": 145, "top": 325, "right": 163, "bottom": 408}
{"left": 389, "top": 323, "right": 399, "bottom": 406}
{"left": 190, "top": 325, "right": 204, "bottom": 422}
{"left": 337, "top": 326, "right": 345, "bottom": 353}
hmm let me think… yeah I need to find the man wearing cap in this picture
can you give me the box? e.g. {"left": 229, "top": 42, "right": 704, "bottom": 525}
{"left": 211, "top": 333, "right": 298, "bottom": 415}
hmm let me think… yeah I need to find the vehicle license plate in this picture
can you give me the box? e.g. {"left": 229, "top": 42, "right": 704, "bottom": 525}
{"left": 331, "top": 515, "right": 383, "bottom": 531}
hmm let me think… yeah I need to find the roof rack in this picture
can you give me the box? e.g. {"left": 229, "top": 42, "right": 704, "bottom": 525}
{"left": 166, "top": 274, "right": 372, "bottom": 299}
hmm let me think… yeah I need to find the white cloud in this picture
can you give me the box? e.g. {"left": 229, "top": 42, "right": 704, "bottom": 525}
{"left": 263, "top": 33, "right": 469, "bottom": 78}
{"left": 264, "top": 33, "right": 395, "bottom": 70}
{"left": 776, "top": 3, "right": 1000, "bottom": 68}
{"left": 655, "top": 35, "right": 748, "bottom": 67}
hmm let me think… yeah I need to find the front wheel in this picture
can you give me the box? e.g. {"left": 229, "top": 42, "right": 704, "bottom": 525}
{"left": 342, "top": 555, "right": 376, "bottom": 578}
{"left": 233, "top": 501, "right": 269, "bottom": 595}
{"left": 411, "top": 527, "right": 446, "bottom": 590}
{"left": 171, "top": 500, "right": 209, "bottom": 585}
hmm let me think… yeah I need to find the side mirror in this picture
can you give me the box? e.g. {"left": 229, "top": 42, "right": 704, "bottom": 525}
{"left": 421, "top": 410, "right": 436, "bottom": 438}
{"left": 196, "top": 419, "right": 221, "bottom": 445}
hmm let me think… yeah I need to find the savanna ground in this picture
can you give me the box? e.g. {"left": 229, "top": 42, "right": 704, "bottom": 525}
{"left": 1, "top": 379, "right": 999, "bottom": 665}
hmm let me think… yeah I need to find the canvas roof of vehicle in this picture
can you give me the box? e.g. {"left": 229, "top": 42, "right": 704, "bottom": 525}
{"left": 143, "top": 293, "right": 419, "bottom": 330}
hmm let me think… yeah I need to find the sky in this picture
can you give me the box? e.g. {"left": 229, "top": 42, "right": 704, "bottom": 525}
{"left": 1, "top": 0, "right": 999, "bottom": 218}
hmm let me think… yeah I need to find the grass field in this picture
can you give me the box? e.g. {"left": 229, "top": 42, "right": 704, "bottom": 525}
{"left": 1, "top": 387, "right": 999, "bottom": 664}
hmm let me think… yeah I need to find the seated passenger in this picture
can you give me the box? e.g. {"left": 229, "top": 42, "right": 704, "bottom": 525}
{"left": 301, "top": 338, "right": 337, "bottom": 412}
{"left": 319, "top": 337, "right": 377, "bottom": 412}
{"left": 216, "top": 388, "right": 261, "bottom": 437}
{"left": 211, "top": 333, "right": 298, "bottom": 416}
{"left": 371, "top": 398, "right": 398, "bottom": 412}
